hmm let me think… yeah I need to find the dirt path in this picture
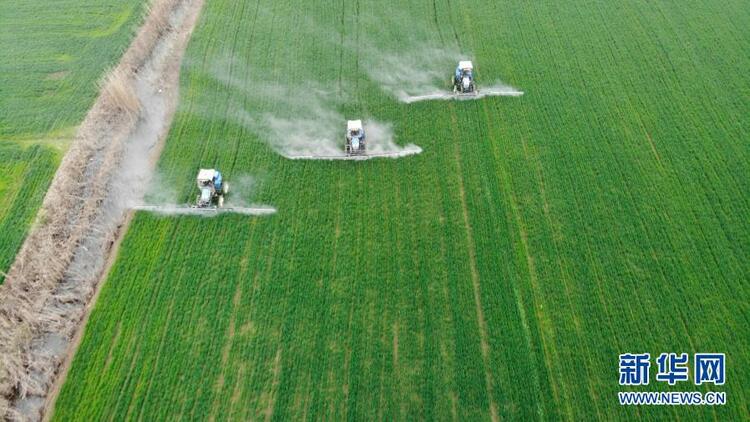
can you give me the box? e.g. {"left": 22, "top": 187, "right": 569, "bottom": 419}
{"left": 0, "top": 0, "right": 204, "bottom": 420}
{"left": 39, "top": 211, "right": 134, "bottom": 422}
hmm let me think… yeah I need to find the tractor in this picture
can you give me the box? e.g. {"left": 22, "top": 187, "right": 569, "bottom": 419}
{"left": 345, "top": 120, "right": 366, "bottom": 155}
{"left": 194, "top": 169, "right": 228, "bottom": 208}
{"left": 453, "top": 60, "right": 476, "bottom": 95}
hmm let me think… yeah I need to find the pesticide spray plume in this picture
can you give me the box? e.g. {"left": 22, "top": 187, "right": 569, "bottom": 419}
{"left": 195, "top": 58, "right": 423, "bottom": 161}
{"left": 268, "top": 116, "right": 422, "bottom": 160}
{"left": 134, "top": 172, "right": 275, "bottom": 216}
{"left": 361, "top": 42, "right": 524, "bottom": 103}
{"left": 133, "top": 205, "right": 277, "bottom": 216}
{"left": 401, "top": 83, "right": 525, "bottom": 104}
{"left": 363, "top": 45, "right": 459, "bottom": 102}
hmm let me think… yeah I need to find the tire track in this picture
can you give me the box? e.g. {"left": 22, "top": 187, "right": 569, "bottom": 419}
{"left": 263, "top": 349, "right": 283, "bottom": 422}
{"left": 443, "top": 0, "right": 461, "bottom": 47}
{"left": 431, "top": 0, "right": 446, "bottom": 45}
{"left": 448, "top": 108, "right": 499, "bottom": 422}
{"left": 337, "top": 0, "right": 346, "bottom": 96}
{"left": 208, "top": 225, "right": 256, "bottom": 420}
{"left": 229, "top": 0, "right": 262, "bottom": 174}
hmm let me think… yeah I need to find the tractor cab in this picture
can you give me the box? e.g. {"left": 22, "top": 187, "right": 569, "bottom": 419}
{"left": 345, "top": 120, "right": 366, "bottom": 155}
{"left": 195, "top": 169, "right": 228, "bottom": 208}
{"left": 454, "top": 60, "right": 476, "bottom": 94}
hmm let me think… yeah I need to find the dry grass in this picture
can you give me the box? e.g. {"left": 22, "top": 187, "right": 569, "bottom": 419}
{"left": 99, "top": 68, "right": 140, "bottom": 119}
{"left": 0, "top": 0, "right": 197, "bottom": 419}
{"left": 125, "top": 0, "right": 179, "bottom": 71}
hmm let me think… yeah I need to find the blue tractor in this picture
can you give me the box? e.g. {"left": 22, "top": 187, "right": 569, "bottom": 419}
{"left": 345, "top": 120, "right": 366, "bottom": 155}
{"left": 195, "top": 169, "right": 228, "bottom": 208}
{"left": 453, "top": 60, "right": 476, "bottom": 94}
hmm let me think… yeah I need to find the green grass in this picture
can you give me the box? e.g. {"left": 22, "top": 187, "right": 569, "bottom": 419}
{"left": 54, "top": 0, "right": 748, "bottom": 420}
{"left": 0, "top": 1, "right": 143, "bottom": 138}
{"left": 0, "top": 144, "right": 58, "bottom": 282}
{"left": 0, "top": 0, "right": 146, "bottom": 282}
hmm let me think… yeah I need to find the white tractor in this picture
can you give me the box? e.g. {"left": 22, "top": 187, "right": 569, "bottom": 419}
{"left": 194, "top": 168, "right": 228, "bottom": 208}
{"left": 453, "top": 60, "right": 476, "bottom": 95}
{"left": 133, "top": 168, "right": 276, "bottom": 216}
{"left": 345, "top": 120, "right": 366, "bottom": 155}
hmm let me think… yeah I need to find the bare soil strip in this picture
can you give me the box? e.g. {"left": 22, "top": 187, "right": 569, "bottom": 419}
{"left": 0, "top": 0, "right": 204, "bottom": 420}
